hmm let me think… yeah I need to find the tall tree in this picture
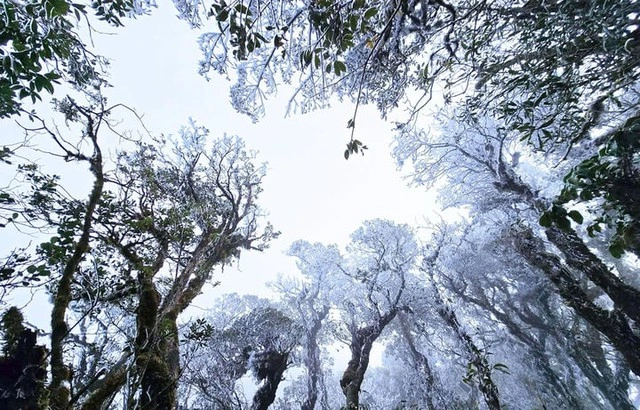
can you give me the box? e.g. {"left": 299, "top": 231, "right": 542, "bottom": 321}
{"left": 394, "top": 110, "right": 640, "bottom": 381}
{"left": 274, "top": 240, "right": 343, "bottom": 410}
{"left": 0, "top": 0, "right": 155, "bottom": 117}
{"left": 1, "top": 95, "right": 276, "bottom": 409}
{"left": 180, "top": 295, "right": 301, "bottom": 409}
{"left": 336, "top": 219, "right": 417, "bottom": 409}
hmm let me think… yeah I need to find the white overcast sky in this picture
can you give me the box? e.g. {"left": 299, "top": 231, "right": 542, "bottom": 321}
{"left": 93, "top": 4, "right": 439, "bottom": 302}
{"left": 2, "top": 3, "right": 440, "bottom": 324}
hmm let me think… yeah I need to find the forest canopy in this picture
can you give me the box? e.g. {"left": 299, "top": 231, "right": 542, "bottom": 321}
{"left": 0, "top": 0, "right": 639, "bottom": 409}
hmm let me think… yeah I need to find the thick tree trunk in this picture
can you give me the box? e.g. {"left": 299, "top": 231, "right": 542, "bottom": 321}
{"left": 514, "top": 226, "right": 640, "bottom": 376}
{"left": 545, "top": 226, "right": 640, "bottom": 323}
{"left": 340, "top": 310, "right": 398, "bottom": 409}
{"left": 136, "top": 275, "right": 177, "bottom": 410}
{"left": 251, "top": 351, "right": 289, "bottom": 410}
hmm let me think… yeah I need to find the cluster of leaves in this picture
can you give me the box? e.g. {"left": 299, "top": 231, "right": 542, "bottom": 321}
{"left": 0, "top": 0, "right": 152, "bottom": 117}
{"left": 462, "top": 350, "right": 509, "bottom": 386}
{"left": 544, "top": 115, "right": 640, "bottom": 257}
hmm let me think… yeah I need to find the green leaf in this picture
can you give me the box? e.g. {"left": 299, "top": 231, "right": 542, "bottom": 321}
{"left": 364, "top": 7, "right": 378, "bottom": 19}
{"left": 47, "top": 0, "right": 70, "bottom": 17}
{"left": 354, "top": 0, "right": 366, "bottom": 9}
{"left": 609, "top": 243, "right": 623, "bottom": 259}
{"left": 567, "top": 210, "right": 583, "bottom": 224}
{"left": 556, "top": 216, "right": 571, "bottom": 231}
{"left": 0, "top": 268, "right": 16, "bottom": 276}
{"left": 344, "top": 149, "right": 350, "bottom": 160}
{"left": 539, "top": 212, "right": 552, "bottom": 227}
{"left": 216, "top": 9, "right": 229, "bottom": 21}
{"left": 234, "top": 3, "right": 249, "bottom": 14}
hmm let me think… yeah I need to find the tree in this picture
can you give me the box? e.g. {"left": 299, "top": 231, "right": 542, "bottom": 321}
{"left": 1, "top": 93, "right": 277, "bottom": 409}
{"left": 180, "top": 294, "right": 301, "bottom": 410}
{"left": 432, "top": 221, "right": 635, "bottom": 409}
{"left": 0, "top": 307, "right": 48, "bottom": 409}
{"left": 273, "top": 240, "right": 343, "bottom": 410}
{"left": 393, "top": 108, "right": 640, "bottom": 382}
{"left": 173, "top": 0, "right": 639, "bottom": 263}
{"left": 172, "top": 0, "right": 638, "bottom": 154}
{"left": 336, "top": 219, "right": 417, "bottom": 409}
{"left": 0, "top": 0, "right": 155, "bottom": 117}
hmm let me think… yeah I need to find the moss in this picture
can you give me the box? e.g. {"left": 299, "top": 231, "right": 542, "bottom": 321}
{"left": 137, "top": 352, "right": 176, "bottom": 409}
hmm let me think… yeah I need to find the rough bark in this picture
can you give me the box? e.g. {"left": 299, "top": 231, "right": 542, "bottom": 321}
{"left": 79, "top": 363, "right": 128, "bottom": 410}
{"left": 301, "top": 305, "right": 329, "bottom": 410}
{"left": 545, "top": 226, "right": 640, "bottom": 323}
{"left": 514, "top": 226, "right": 640, "bottom": 376}
{"left": 50, "top": 111, "right": 104, "bottom": 410}
{"left": 250, "top": 351, "right": 289, "bottom": 410}
{"left": 340, "top": 310, "right": 398, "bottom": 409}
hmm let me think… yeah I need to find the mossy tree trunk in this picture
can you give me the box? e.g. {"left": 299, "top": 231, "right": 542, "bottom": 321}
{"left": 340, "top": 310, "right": 398, "bottom": 409}
{"left": 514, "top": 226, "right": 640, "bottom": 377}
{"left": 48, "top": 105, "right": 104, "bottom": 410}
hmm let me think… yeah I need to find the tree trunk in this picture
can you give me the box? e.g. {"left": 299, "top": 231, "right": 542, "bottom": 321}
{"left": 545, "top": 226, "right": 640, "bottom": 323}
{"left": 251, "top": 351, "right": 289, "bottom": 410}
{"left": 514, "top": 226, "right": 640, "bottom": 376}
{"left": 50, "top": 128, "right": 104, "bottom": 410}
{"left": 136, "top": 275, "right": 177, "bottom": 410}
{"left": 397, "top": 313, "right": 439, "bottom": 410}
{"left": 340, "top": 310, "right": 398, "bottom": 409}
{"left": 302, "top": 306, "right": 329, "bottom": 410}
{"left": 492, "top": 161, "right": 640, "bottom": 378}
{"left": 445, "top": 286, "right": 583, "bottom": 409}
{"left": 432, "top": 287, "right": 501, "bottom": 410}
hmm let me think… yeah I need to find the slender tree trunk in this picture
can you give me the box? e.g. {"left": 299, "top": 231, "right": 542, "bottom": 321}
{"left": 50, "top": 123, "right": 104, "bottom": 410}
{"left": 80, "top": 355, "right": 130, "bottom": 410}
{"left": 431, "top": 286, "right": 501, "bottom": 410}
{"left": 446, "top": 285, "right": 584, "bottom": 409}
{"left": 397, "top": 313, "right": 439, "bottom": 410}
{"left": 302, "top": 306, "right": 329, "bottom": 410}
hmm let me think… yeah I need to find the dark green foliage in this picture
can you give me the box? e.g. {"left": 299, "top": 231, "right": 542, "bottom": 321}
{"left": 551, "top": 115, "right": 640, "bottom": 257}
{"left": 0, "top": 307, "right": 48, "bottom": 409}
{"left": 0, "top": 0, "right": 150, "bottom": 117}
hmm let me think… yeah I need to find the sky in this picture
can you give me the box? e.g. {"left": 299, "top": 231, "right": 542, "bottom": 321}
{"left": 93, "top": 4, "right": 440, "bottom": 303}
{"left": 1, "top": 3, "right": 439, "bottom": 326}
